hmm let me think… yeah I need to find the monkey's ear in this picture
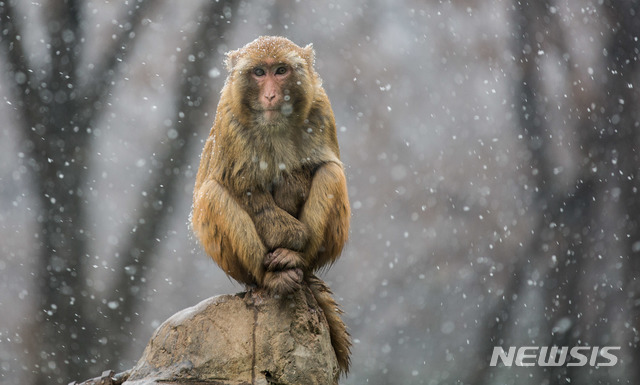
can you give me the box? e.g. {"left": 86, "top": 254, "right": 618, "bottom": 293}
{"left": 225, "top": 49, "right": 240, "bottom": 72}
{"left": 303, "top": 43, "right": 315, "bottom": 69}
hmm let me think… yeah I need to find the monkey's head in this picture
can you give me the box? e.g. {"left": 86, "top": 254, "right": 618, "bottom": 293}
{"left": 224, "top": 36, "right": 318, "bottom": 132}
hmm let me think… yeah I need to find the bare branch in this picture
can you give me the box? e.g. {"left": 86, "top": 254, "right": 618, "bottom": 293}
{"left": 0, "top": 1, "right": 38, "bottom": 130}
{"left": 105, "top": 0, "right": 238, "bottom": 350}
{"left": 79, "top": 0, "right": 159, "bottom": 119}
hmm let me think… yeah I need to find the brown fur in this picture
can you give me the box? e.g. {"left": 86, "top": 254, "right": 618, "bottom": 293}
{"left": 191, "top": 36, "right": 351, "bottom": 376}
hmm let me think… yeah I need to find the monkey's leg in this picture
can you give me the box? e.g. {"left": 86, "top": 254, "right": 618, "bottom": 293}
{"left": 192, "top": 179, "right": 267, "bottom": 284}
{"left": 299, "top": 161, "right": 350, "bottom": 269}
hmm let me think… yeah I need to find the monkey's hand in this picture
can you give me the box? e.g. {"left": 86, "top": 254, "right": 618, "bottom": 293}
{"left": 262, "top": 248, "right": 305, "bottom": 294}
{"left": 264, "top": 248, "right": 305, "bottom": 271}
{"left": 263, "top": 267, "right": 304, "bottom": 294}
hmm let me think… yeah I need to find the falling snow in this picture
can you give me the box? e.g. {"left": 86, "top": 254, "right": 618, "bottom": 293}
{"left": 0, "top": 1, "right": 639, "bottom": 385}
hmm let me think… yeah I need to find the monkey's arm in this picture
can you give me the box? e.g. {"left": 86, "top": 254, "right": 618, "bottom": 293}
{"left": 299, "top": 161, "right": 350, "bottom": 269}
{"left": 231, "top": 188, "right": 310, "bottom": 293}
{"left": 239, "top": 190, "right": 309, "bottom": 252}
{"left": 192, "top": 179, "right": 267, "bottom": 284}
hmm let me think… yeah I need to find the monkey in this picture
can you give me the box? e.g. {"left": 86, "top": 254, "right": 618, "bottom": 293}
{"left": 191, "top": 36, "right": 351, "bottom": 377}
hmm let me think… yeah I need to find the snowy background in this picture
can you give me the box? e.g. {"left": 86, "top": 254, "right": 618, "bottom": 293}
{"left": 1, "top": 1, "right": 639, "bottom": 384}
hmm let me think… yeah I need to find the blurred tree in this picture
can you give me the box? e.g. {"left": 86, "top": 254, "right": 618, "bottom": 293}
{"left": 0, "top": 0, "right": 238, "bottom": 383}
{"left": 598, "top": 1, "right": 640, "bottom": 381}
{"left": 476, "top": 0, "right": 640, "bottom": 383}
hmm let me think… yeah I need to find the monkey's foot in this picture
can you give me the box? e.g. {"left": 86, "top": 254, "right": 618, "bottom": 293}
{"left": 263, "top": 268, "right": 303, "bottom": 294}
{"left": 264, "top": 248, "right": 305, "bottom": 271}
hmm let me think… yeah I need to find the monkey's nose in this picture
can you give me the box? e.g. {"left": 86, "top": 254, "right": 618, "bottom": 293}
{"left": 265, "top": 94, "right": 276, "bottom": 102}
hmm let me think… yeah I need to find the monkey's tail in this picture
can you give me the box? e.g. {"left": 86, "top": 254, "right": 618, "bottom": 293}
{"left": 306, "top": 274, "right": 351, "bottom": 377}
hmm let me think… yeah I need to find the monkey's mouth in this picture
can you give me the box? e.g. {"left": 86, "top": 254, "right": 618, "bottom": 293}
{"left": 262, "top": 109, "right": 281, "bottom": 120}
{"left": 261, "top": 104, "right": 293, "bottom": 119}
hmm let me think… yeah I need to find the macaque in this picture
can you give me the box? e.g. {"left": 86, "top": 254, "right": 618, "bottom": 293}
{"left": 191, "top": 36, "right": 351, "bottom": 376}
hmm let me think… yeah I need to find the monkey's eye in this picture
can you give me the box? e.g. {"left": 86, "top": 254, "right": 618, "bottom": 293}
{"left": 275, "top": 66, "right": 288, "bottom": 75}
{"left": 253, "top": 68, "right": 266, "bottom": 77}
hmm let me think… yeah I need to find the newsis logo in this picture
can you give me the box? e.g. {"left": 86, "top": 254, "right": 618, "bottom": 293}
{"left": 490, "top": 346, "right": 621, "bottom": 367}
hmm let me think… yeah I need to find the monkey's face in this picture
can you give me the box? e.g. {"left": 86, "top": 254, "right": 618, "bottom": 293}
{"left": 248, "top": 59, "right": 295, "bottom": 127}
{"left": 239, "top": 58, "right": 314, "bottom": 132}
{"left": 225, "top": 36, "right": 317, "bottom": 132}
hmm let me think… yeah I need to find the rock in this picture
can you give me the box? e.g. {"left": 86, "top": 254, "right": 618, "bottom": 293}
{"left": 123, "top": 288, "right": 339, "bottom": 385}
{"left": 69, "top": 369, "right": 126, "bottom": 385}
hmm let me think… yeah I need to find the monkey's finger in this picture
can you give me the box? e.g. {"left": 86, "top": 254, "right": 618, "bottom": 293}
{"left": 263, "top": 252, "right": 276, "bottom": 267}
{"left": 267, "top": 248, "right": 302, "bottom": 271}
{"left": 279, "top": 268, "right": 304, "bottom": 290}
{"left": 264, "top": 249, "right": 283, "bottom": 270}
{"left": 264, "top": 268, "right": 303, "bottom": 294}
{"left": 264, "top": 250, "right": 291, "bottom": 269}
{"left": 264, "top": 252, "right": 282, "bottom": 271}
{"left": 290, "top": 267, "right": 303, "bottom": 283}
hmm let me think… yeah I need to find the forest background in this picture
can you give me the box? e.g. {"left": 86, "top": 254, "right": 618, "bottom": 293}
{"left": 1, "top": 1, "right": 639, "bottom": 384}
